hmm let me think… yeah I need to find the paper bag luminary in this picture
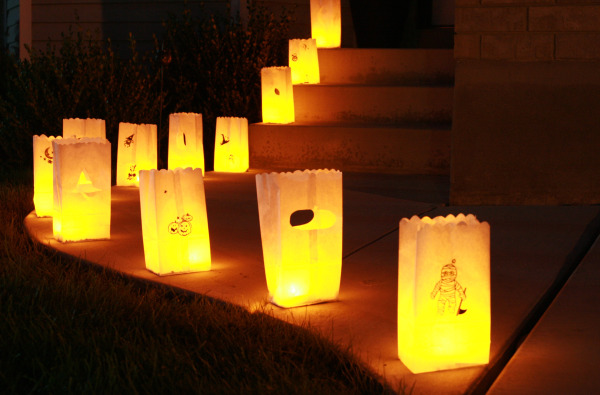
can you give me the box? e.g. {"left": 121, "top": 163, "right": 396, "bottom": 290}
{"left": 255, "top": 169, "right": 342, "bottom": 308}
{"left": 116, "top": 122, "right": 157, "bottom": 186}
{"left": 138, "top": 168, "right": 211, "bottom": 275}
{"left": 33, "top": 135, "right": 61, "bottom": 217}
{"left": 52, "top": 138, "right": 111, "bottom": 242}
{"left": 63, "top": 118, "right": 106, "bottom": 139}
{"left": 213, "top": 117, "right": 249, "bottom": 173}
{"left": 398, "top": 214, "right": 490, "bottom": 373}
{"left": 261, "top": 67, "right": 295, "bottom": 124}
{"left": 168, "top": 113, "right": 205, "bottom": 174}
{"left": 310, "top": 0, "right": 341, "bottom": 48}
{"left": 289, "top": 38, "right": 320, "bottom": 85}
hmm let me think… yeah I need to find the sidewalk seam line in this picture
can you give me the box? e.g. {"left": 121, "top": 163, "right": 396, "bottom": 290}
{"left": 466, "top": 208, "right": 600, "bottom": 395}
{"left": 342, "top": 205, "right": 440, "bottom": 260}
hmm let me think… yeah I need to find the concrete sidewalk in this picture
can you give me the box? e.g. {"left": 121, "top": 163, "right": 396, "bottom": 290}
{"left": 24, "top": 172, "right": 600, "bottom": 394}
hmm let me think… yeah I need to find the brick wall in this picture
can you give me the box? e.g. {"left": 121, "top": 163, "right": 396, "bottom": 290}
{"left": 451, "top": 1, "right": 600, "bottom": 205}
{"left": 455, "top": 0, "right": 600, "bottom": 61}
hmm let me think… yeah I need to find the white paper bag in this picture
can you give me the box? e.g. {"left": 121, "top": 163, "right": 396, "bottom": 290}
{"left": 33, "top": 134, "right": 61, "bottom": 217}
{"left": 261, "top": 67, "right": 295, "bottom": 124}
{"left": 289, "top": 38, "right": 320, "bottom": 84}
{"left": 213, "top": 117, "right": 249, "bottom": 172}
{"left": 255, "top": 169, "right": 342, "bottom": 307}
{"left": 310, "top": 0, "right": 341, "bottom": 48}
{"left": 52, "top": 137, "right": 111, "bottom": 242}
{"left": 398, "top": 214, "right": 490, "bottom": 373}
{"left": 63, "top": 118, "right": 106, "bottom": 139}
{"left": 168, "top": 113, "right": 204, "bottom": 174}
{"left": 116, "top": 122, "right": 157, "bottom": 186}
{"left": 139, "top": 168, "right": 211, "bottom": 275}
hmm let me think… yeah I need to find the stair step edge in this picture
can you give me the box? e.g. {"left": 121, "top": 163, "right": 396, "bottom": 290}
{"left": 251, "top": 121, "right": 452, "bottom": 130}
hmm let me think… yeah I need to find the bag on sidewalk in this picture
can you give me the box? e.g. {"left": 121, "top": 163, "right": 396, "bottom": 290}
{"left": 116, "top": 122, "right": 157, "bottom": 186}
{"left": 139, "top": 168, "right": 211, "bottom": 275}
{"left": 52, "top": 137, "right": 111, "bottom": 242}
{"left": 398, "top": 213, "right": 491, "bottom": 373}
{"left": 256, "top": 169, "right": 343, "bottom": 308}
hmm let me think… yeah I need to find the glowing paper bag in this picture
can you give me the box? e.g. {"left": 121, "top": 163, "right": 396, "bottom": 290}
{"left": 33, "top": 135, "right": 61, "bottom": 217}
{"left": 289, "top": 38, "right": 320, "bottom": 84}
{"left": 398, "top": 214, "right": 490, "bottom": 373}
{"left": 168, "top": 113, "right": 205, "bottom": 174}
{"left": 214, "top": 117, "right": 249, "bottom": 172}
{"left": 116, "top": 122, "right": 157, "bottom": 186}
{"left": 139, "top": 168, "right": 211, "bottom": 275}
{"left": 63, "top": 118, "right": 106, "bottom": 139}
{"left": 261, "top": 67, "right": 295, "bottom": 124}
{"left": 255, "top": 169, "right": 342, "bottom": 308}
{"left": 310, "top": 0, "right": 341, "bottom": 48}
{"left": 52, "top": 138, "right": 111, "bottom": 242}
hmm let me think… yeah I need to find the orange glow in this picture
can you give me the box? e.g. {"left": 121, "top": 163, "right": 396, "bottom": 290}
{"left": 261, "top": 67, "right": 295, "bottom": 124}
{"left": 289, "top": 38, "right": 320, "bottom": 84}
{"left": 139, "top": 168, "right": 211, "bottom": 275}
{"left": 256, "top": 169, "right": 342, "bottom": 308}
{"left": 168, "top": 113, "right": 205, "bottom": 174}
{"left": 33, "top": 135, "right": 61, "bottom": 217}
{"left": 310, "top": 0, "right": 341, "bottom": 48}
{"left": 213, "top": 117, "right": 249, "bottom": 172}
{"left": 52, "top": 138, "right": 111, "bottom": 242}
{"left": 62, "top": 118, "right": 106, "bottom": 139}
{"left": 398, "top": 214, "right": 490, "bottom": 373}
{"left": 116, "top": 122, "right": 157, "bottom": 187}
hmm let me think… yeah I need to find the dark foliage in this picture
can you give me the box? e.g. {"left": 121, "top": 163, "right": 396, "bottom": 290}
{"left": 157, "top": 3, "right": 290, "bottom": 168}
{"left": 0, "top": 29, "right": 162, "bottom": 174}
{"left": 0, "top": 4, "right": 291, "bottom": 174}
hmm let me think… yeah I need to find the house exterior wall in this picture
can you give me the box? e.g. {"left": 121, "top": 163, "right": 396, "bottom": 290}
{"left": 29, "top": 0, "right": 227, "bottom": 54}
{"left": 451, "top": 0, "right": 600, "bottom": 204}
{"left": 19, "top": 0, "right": 354, "bottom": 56}
{"left": 5, "top": 0, "right": 20, "bottom": 53}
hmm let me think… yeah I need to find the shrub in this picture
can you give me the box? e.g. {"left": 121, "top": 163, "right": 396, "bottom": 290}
{"left": 0, "top": 29, "right": 163, "bottom": 174}
{"left": 157, "top": 3, "right": 292, "bottom": 169}
{"left": 0, "top": 4, "right": 292, "bottom": 175}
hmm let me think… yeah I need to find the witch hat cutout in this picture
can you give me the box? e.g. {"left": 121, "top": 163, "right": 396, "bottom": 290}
{"left": 75, "top": 169, "right": 102, "bottom": 194}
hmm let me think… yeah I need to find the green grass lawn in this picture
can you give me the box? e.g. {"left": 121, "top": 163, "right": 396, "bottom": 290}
{"left": 0, "top": 179, "right": 399, "bottom": 394}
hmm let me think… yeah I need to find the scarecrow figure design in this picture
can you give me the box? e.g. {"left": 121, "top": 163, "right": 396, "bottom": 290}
{"left": 431, "top": 259, "right": 467, "bottom": 316}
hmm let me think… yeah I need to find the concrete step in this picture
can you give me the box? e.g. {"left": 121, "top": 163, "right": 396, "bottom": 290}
{"left": 317, "top": 48, "right": 454, "bottom": 85}
{"left": 249, "top": 122, "right": 450, "bottom": 175}
{"left": 293, "top": 84, "right": 453, "bottom": 124}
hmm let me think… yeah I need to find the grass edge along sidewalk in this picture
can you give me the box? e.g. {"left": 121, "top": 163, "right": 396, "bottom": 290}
{"left": 0, "top": 180, "right": 404, "bottom": 394}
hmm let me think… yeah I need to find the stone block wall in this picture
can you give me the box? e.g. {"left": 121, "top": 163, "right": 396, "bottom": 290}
{"left": 451, "top": 1, "right": 600, "bottom": 205}
{"left": 455, "top": 1, "right": 600, "bottom": 61}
